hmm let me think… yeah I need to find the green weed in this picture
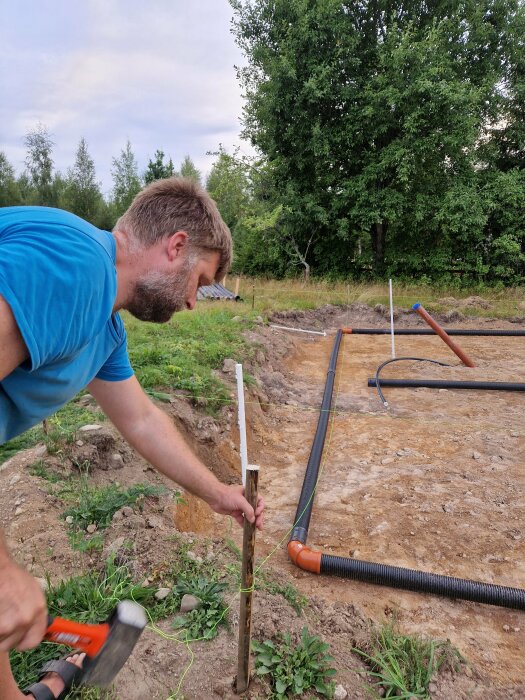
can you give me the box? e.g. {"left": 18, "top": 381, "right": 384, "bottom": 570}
{"left": 353, "top": 624, "right": 464, "bottom": 699}
{"left": 253, "top": 626, "right": 336, "bottom": 699}
{"left": 171, "top": 575, "right": 228, "bottom": 641}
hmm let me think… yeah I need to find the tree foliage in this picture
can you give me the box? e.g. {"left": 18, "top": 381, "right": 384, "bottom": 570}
{"left": 111, "top": 139, "right": 141, "bottom": 216}
{"left": 144, "top": 149, "right": 175, "bottom": 184}
{"left": 63, "top": 138, "right": 104, "bottom": 224}
{"left": 230, "top": 0, "right": 525, "bottom": 282}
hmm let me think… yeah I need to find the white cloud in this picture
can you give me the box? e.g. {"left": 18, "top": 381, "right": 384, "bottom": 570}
{"left": 0, "top": 0, "right": 254, "bottom": 192}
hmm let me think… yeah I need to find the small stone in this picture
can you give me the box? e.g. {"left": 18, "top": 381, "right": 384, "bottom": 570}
{"left": 222, "top": 358, "right": 236, "bottom": 373}
{"left": 14, "top": 507, "right": 23, "bottom": 516}
{"left": 503, "top": 624, "right": 510, "bottom": 632}
{"left": 8, "top": 473, "right": 21, "bottom": 486}
{"left": 180, "top": 594, "right": 202, "bottom": 613}
{"left": 334, "top": 684, "right": 348, "bottom": 700}
{"left": 185, "top": 551, "right": 203, "bottom": 563}
{"left": 79, "top": 424, "right": 102, "bottom": 432}
{"left": 154, "top": 588, "right": 172, "bottom": 601}
{"left": 471, "top": 450, "right": 481, "bottom": 460}
{"left": 103, "top": 536, "right": 127, "bottom": 559}
{"left": 76, "top": 440, "right": 84, "bottom": 446}
{"left": 65, "top": 516, "right": 74, "bottom": 525}
{"left": 112, "top": 510, "right": 124, "bottom": 521}
{"left": 110, "top": 453, "right": 124, "bottom": 469}
{"left": 86, "top": 524, "right": 97, "bottom": 534}
{"left": 428, "top": 684, "right": 438, "bottom": 694}
{"left": 464, "top": 665, "right": 473, "bottom": 678}
{"left": 510, "top": 432, "right": 519, "bottom": 438}
{"left": 513, "top": 627, "right": 520, "bottom": 632}
{"left": 381, "top": 457, "right": 394, "bottom": 465}
{"left": 121, "top": 506, "right": 134, "bottom": 517}
{"left": 146, "top": 515, "right": 164, "bottom": 529}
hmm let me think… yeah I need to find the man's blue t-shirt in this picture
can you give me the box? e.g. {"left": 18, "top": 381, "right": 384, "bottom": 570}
{"left": 0, "top": 206, "right": 134, "bottom": 444}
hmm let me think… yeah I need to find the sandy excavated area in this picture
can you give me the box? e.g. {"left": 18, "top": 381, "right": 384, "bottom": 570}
{"left": 1, "top": 302, "right": 524, "bottom": 699}
{"left": 248, "top": 304, "right": 525, "bottom": 697}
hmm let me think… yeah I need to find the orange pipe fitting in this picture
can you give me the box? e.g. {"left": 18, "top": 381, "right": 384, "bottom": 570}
{"left": 413, "top": 303, "right": 475, "bottom": 367}
{"left": 287, "top": 540, "right": 322, "bottom": 574}
{"left": 341, "top": 328, "right": 353, "bottom": 334}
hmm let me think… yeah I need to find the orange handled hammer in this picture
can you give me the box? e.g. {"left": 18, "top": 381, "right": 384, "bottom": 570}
{"left": 45, "top": 600, "right": 147, "bottom": 687}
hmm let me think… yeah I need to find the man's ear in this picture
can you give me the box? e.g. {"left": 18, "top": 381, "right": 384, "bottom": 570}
{"left": 166, "top": 231, "right": 189, "bottom": 261}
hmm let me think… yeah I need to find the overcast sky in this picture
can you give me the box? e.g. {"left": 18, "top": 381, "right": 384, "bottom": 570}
{"left": 0, "top": 0, "right": 253, "bottom": 196}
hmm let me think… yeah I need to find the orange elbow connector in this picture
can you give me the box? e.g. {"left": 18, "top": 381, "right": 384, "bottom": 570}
{"left": 287, "top": 541, "right": 322, "bottom": 574}
{"left": 341, "top": 327, "right": 353, "bottom": 334}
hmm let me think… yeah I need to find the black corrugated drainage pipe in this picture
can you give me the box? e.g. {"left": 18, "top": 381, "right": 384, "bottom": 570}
{"left": 344, "top": 328, "right": 525, "bottom": 336}
{"left": 368, "top": 378, "right": 525, "bottom": 392}
{"left": 287, "top": 330, "right": 525, "bottom": 609}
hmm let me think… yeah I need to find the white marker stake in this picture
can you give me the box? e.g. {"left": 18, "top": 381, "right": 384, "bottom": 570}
{"left": 389, "top": 278, "right": 396, "bottom": 359}
{"left": 235, "top": 363, "right": 249, "bottom": 488}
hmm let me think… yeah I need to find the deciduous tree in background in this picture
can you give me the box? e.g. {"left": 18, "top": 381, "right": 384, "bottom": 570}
{"left": 230, "top": 0, "right": 525, "bottom": 282}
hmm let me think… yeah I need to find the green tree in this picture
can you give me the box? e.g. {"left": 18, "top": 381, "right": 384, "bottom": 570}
{"left": 143, "top": 149, "right": 175, "bottom": 184}
{"left": 231, "top": 0, "right": 523, "bottom": 280}
{"left": 63, "top": 138, "right": 103, "bottom": 223}
{"left": 24, "top": 123, "right": 57, "bottom": 206}
{"left": 111, "top": 140, "right": 141, "bottom": 216}
{"left": 206, "top": 146, "right": 251, "bottom": 230}
{"left": 179, "top": 155, "right": 202, "bottom": 185}
{"left": 0, "top": 152, "right": 22, "bottom": 206}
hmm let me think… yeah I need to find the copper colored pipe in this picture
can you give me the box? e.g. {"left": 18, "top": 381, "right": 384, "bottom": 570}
{"left": 287, "top": 541, "right": 322, "bottom": 574}
{"left": 413, "top": 303, "right": 475, "bottom": 367}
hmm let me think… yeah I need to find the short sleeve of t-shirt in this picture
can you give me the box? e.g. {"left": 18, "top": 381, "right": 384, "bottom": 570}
{"left": 0, "top": 208, "right": 117, "bottom": 370}
{"left": 95, "top": 314, "right": 134, "bottom": 382}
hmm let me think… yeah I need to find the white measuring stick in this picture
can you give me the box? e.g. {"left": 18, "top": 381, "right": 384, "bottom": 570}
{"left": 269, "top": 324, "right": 326, "bottom": 336}
{"left": 235, "top": 363, "right": 249, "bottom": 488}
{"left": 389, "top": 278, "right": 396, "bottom": 359}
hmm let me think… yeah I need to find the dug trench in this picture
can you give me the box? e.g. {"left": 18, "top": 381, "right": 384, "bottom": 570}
{"left": 0, "top": 302, "right": 524, "bottom": 698}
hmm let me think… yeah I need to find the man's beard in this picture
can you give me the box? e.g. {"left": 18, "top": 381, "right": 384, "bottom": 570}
{"left": 126, "top": 257, "right": 194, "bottom": 323}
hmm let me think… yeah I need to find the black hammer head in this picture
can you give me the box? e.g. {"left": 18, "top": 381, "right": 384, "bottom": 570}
{"left": 81, "top": 600, "right": 148, "bottom": 687}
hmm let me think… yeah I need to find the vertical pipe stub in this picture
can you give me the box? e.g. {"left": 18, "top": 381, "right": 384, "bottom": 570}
{"left": 413, "top": 302, "right": 421, "bottom": 310}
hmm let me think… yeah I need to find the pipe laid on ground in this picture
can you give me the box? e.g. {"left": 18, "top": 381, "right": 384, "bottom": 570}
{"left": 343, "top": 328, "right": 525, "bottom": 336}
{"left": 412, "top": 304, "right": 476, "bottom": 367}
{"left": 288, "top": 331, "right": 525, "bottom": 610}
{"left": 368, "top": 378, "right": 525, "bottom": 391}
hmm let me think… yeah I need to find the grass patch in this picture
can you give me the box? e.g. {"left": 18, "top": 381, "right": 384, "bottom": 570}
{"left": 124, "top": 305, "right": 256, "bottom": 414}
{"left": 237, "top": 277, "right": 525, "bottom": 319}
{"left": 58, "top": 477, "right": 166, "bottom": 550}
{"left": 0, "top": 401, "right": 105, "bottom": 465}
{"left": 253, "top": 626, "right": 336, "bottom": 699}
{"left": 354, "top": 623, "right": 464, "bottom": 699}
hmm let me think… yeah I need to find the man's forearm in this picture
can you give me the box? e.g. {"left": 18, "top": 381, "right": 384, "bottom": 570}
{"left": 118, "top": 403, "right": 227, "bottom": 505}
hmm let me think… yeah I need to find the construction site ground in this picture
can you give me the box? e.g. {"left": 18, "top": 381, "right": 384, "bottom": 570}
{"left": 1, "top": 301, "right": 524, "bottom": 699}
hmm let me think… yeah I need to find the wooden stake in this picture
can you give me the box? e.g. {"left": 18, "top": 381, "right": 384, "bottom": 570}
{"left": 236, "top": 465, "right": 259, "bottom": 694}
{"left": 234, "top": 277, "right": 240, "bottom": 297}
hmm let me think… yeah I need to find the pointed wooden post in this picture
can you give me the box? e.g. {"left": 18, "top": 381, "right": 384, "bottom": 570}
{"left": 236, "top": 465, "right": 259, "bottom": 693}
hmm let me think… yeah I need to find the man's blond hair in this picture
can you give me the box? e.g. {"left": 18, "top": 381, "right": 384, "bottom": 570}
{"left": 115, "top": 177, "right": 232, "bottom": 280}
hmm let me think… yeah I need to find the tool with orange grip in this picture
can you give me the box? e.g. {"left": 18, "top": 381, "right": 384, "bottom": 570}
{"left": 45, "top": 600, "right": 147, "bottom": 687}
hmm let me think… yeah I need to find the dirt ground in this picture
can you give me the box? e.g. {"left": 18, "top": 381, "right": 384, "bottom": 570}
{"left": 1, "top": 301, "right": 524, "bottom": 699}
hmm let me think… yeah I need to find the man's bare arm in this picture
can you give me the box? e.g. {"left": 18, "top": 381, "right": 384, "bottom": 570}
{"left": 88, "top": 375, "right": 264, "bottom": 528}
{"left": 0, "top": 295, "right": 28, "bottom": 381}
